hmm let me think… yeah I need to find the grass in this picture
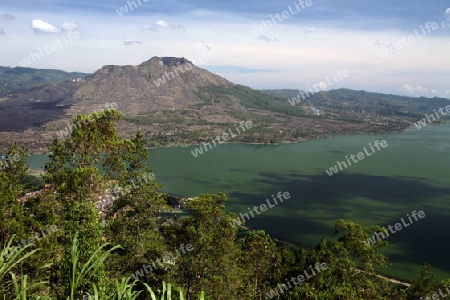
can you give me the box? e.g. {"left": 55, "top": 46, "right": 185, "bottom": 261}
{"left": 0, "top": 234, "right": 205, "bottom": 299}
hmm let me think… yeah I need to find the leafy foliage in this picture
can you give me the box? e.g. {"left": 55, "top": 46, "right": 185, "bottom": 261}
{"left": 0, "top": 110, "right": 445, "bottom": 299}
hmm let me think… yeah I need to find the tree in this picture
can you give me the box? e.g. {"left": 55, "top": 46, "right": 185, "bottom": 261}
{"left": 286, "top": 220, "right": 391, "bottom": 299}
{"left": 104, "top": 133, "right": 169, "bottom": 287}
{"left": 238, "top": 230, "right": 281, "bottom": 299}
{"left": 166, "top": 193, "right": 244, "bottom": 299}
{"left": 0, "top": 144, "right": 30, "bottom": 246}
{"left": 44, "top": 109, "right": 124, "bottom": 297}
{"left": 0, "top": 143, "right": 29, "bottom": 188}
{"left": 407, "top": 263, "right": 436, "bottom": 299}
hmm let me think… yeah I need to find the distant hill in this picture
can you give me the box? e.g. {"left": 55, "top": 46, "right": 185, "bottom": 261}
{"left": 0, "top": 58, "right": 448, "bottom": 152}
{"left": 0, "top": 66, "right": 89, "bottom": 96}
{"left": 262, "top": 88, "right": 450, "bottom": 123}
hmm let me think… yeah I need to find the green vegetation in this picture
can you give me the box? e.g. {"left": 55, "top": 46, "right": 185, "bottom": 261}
{"left": 124, "top": 110, "right": 208, "bottom": 126}
{"left": 125, "top": 109, "right": 288, "bottom": 147}
{"left": 196, "top": 85, "right": 306, "bottom": 117}
{"left": 0, "top": 66, "right": 88, "bottom": 96}
{"left": 262, "top": 88, "right": 450, "bottom": 124}
{"left": 1, "top": 110, "right": 449, "bottom": 299}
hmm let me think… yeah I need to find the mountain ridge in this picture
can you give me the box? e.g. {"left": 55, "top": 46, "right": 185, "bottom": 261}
{"left": 0, "top": 57, "right": 449, "bottom": 152}
{"left": 0, "top": 66, "right": 88, "bottom": 96}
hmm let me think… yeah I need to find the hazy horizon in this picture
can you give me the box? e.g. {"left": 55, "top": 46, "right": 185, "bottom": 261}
{"left": 0, "top": 0, "right": 449, "bottom": 97}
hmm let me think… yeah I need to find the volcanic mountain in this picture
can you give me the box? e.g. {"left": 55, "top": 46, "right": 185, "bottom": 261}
{"left": 0, "top": 57, "right": 448, "bottom": 152}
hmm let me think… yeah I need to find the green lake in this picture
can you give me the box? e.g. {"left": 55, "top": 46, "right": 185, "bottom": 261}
{"left": 28, "top": 124, "right": 450, "bottom": 280}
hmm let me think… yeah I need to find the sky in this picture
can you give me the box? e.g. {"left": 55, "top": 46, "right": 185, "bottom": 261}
{"left": 0, "top": 0, "right": 449, "bottom": 97}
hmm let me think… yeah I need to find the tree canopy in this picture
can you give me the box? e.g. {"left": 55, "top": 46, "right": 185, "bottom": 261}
{"left": 0, "top": 109, "right": 445, "bottom": 299}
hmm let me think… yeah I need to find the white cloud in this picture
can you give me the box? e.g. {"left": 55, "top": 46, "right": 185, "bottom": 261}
{"left": 32, "top": 19, "right": 62, "bottom": 33}
{"left": 124, "top": 41, "right": 143, "bottom": 45}
{"left": 31, "top": 19, "right": 80, "bottom": 33}
{"left": 303, "top": 27, "right": 316, "bottom": 34}
{"left": 143, "top": 20, "right": 185, "bottom": 32}
{"left": 400, "top": 84, "right": 438, "bottom": 95}
{"left": 0, "top": 13, "right": 15, "bottom": 20}
{"left": 170, "top": 24, "right": 185, "bottom": 31}
{"left": 2, "top": 11, "right": 449, "bottom": 98}
{"left": 156, "top": 20, "right": 169, "bottom": 28}
{"left": 61, "top": 22, "right": 80, "bottom": 31}
{"left": 258, "top": 34, "right": 277, "bottom": 42}
{"left": 0, "top": 28, "right": 5, "bottom": 35}
{"left": 142, "top": 26, "right": 158, "bottom": 32}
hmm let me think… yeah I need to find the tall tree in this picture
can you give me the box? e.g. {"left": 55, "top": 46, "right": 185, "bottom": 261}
{"left": 44, "top": 109, "right": 124, "bottom": 297}
{"left": 239, "top": 230, "right": 281, "bottom": 299}
{"left": 407, "top": 263, "right": 436, "bottom": 299}
{"left": 104, "top": 133, "right": 169, "bottom": 287}
{"left": 285, "top": 220, "right": 391, "bottom": 299}
{"left": 166, "top": 193, "right": 244, "bottom": 300}
{"left": 0, "top": 143, "right": 30, "bottom": 246}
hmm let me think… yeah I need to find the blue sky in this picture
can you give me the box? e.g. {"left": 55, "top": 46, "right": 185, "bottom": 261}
{"left": 0, "top": 0, "right": 449, "bottom": 97}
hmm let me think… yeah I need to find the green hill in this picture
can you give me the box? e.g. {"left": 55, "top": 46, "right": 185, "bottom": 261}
{"left": 0, "top": 66, "right": 89, "bottom": 96}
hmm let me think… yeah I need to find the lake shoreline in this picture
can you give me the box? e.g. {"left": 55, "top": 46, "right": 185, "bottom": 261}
{"left": 27, "top": 124, "right": 420, "bottom": 155}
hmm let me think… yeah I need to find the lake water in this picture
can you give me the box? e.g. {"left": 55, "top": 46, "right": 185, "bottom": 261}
{"left": 28, "top": 125, "right": 450, "bottom": 280}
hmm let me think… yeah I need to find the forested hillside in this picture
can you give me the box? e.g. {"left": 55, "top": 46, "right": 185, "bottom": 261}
{"left": 0, "top": 66, "right": 88, "bottom": 96}
{"left": 1, "top": 109, "right": 448, "bottom": 299}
